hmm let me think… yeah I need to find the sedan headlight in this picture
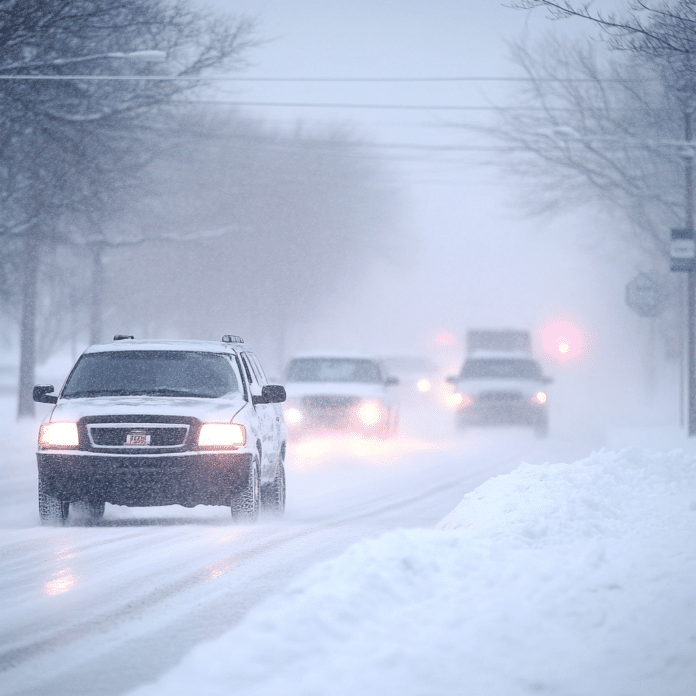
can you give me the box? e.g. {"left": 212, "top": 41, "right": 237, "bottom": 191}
{"left": 39, "top": 422, "right": 79, "bottom": 449}
{"left": 198, "top": 423, "right": 246, "bottom": 449}
{"left": 531, "top": 391, "right": 547, "bottom": 405}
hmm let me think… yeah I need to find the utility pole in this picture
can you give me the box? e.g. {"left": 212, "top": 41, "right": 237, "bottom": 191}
{"left": 670, "top": 112, "right": 696, "bottom": 434}
{"left": 89, "top": 243, "right": 105, "bottom": 345}
{"left": 685, "top": 111, "right": 696, "bottom": 435}
{"left": 17, "top": 232, "right": 39, "bottom": 419}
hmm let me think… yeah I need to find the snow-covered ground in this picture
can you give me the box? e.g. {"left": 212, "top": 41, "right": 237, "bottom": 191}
{"left": 129, "top": 448, "right": 696, "bottom": 696}
{"left": 0, "top": 392, "right": 545, "bottom": 696}
{"left": 3, "top": 381, "right": 696, "bottom": 696}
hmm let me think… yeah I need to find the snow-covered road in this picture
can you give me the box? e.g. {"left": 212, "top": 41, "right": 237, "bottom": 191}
{"left": 0, "top": 398, "right": 585, "bottom": 696}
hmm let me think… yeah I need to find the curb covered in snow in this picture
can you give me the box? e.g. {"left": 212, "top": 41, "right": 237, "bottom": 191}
{"left": 131, "top": 448, "right": 696, "bottom": 696}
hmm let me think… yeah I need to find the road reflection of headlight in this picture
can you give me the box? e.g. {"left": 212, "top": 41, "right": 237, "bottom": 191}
{"left": 357, "top": 401, "right": 382, "bottom": 427}
{"left": 531, "top": 391, "right": 547, "bottom": 405}
{"left": 416, "top": 378, "right": 431, "bottom": 393}
{"left": 285, "top": 407, "right": 303, "bottom": 424}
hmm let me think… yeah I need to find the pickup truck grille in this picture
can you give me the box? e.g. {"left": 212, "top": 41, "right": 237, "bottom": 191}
{"left": 88, "top": 424, "right": 189, "bottom": 448}
{"left": 478, "top": 391, "right": 524, "bottom": 402}
{"left": 79, "top": 415, "right": 197, "bottom": 452}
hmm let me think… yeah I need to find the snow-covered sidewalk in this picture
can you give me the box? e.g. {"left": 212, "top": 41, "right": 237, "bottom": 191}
{"left": 131, "top": 448, "right": 696, "bottom": 696}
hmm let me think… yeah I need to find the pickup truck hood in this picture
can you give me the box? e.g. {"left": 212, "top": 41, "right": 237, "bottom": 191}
{"left": 47, "top": 393, "right": 247, "bottom": 423}
{"left": 285, "top": 382, "right": 387, "bottom": 400}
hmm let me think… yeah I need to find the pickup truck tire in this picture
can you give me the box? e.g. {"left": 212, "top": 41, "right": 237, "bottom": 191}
{"left": 231, "top": 457, "right": 260, "bottom": 522}
{"left": 71, "top": 500, "right": 105, "bottom": 522}
{"left": 261, "top": 459, "right": 286, "bottom": 515}
{"left": 534, "top": 418, "right": 549, "bottom": 438}
{"left": 38, "top": 473, "right": 69, "bottom": 525}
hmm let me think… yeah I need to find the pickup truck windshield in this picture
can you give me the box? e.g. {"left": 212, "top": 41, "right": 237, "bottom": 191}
{"left": 62, "top": 351, "right": 240, "bottom": 399}
{"left": 459, "top": 358, "right": 543, "bottom": 380}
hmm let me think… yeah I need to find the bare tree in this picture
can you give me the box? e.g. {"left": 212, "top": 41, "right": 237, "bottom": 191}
{"left": 99, "top": 110, "right": 397, "bottom": 371}
{"left": 0, "top": 0, "right": 258, "bottom": 417}
{"left": 513, "top": 0, "right": 696, "bottom": 47}
{"left": 481, "top": 35, "right": 685, "bottom": 255}
{"left": 497, "top": 1, "right": 696, "bottom": 429}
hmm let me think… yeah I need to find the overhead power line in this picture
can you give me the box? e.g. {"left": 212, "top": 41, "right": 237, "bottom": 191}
{"left": 180, "top": 99, "right": 599, "bottom": 111}
{"left": 0, "top": 74, "right": 646, "bottom": 82}
{"left": 190, "top": 75, "right": 650, "bottom": 83}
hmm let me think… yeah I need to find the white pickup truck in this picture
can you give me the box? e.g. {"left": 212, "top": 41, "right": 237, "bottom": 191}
{"left": 447, "top": 330, "right": 553, "bottom": 437}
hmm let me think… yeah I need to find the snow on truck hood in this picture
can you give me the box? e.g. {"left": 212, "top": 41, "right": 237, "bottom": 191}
{"left": 284, "top": 382, "right": 387, "bottom": 400}
{"left": 48, "top": 393, "right": 247, "bottom": 423}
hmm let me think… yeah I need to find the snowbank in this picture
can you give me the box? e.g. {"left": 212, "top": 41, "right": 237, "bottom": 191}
{"left": 130, "top": 448, "right": 696, "bottom": 696}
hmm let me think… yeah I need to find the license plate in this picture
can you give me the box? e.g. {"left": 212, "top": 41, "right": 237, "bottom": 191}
{"left": 126, "top": 430, "right": 150, "bottom": 446}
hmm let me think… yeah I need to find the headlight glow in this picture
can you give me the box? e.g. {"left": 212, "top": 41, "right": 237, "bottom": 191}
{"left": 447, "top": 393, "right": 473, "bottom": 408}
{"left": 357, "top": 401, "right": 383, "bottom": 427}
{"left": 532, "top": 391, "right": 548, "bottom": 405}
{"left": 416, "top": 379, "right": 431, "bottom": 393}
{"left": 198, "top": 423, "right": 246, "bottom": 448}
{"left": 285, "top": 407, "right": 303, "bottom": 424}
{"left": 39, "top": 422, "right": 79, "bottom": 448}
{"left": 449, "top": 392, "right": 464, "bottom": 407}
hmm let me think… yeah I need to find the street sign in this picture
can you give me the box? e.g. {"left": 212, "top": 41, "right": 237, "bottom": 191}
{"left": 671, "top": 228, "right": 695, "bottom": 271}
{"left": 625, "top": 273, "right": 665, "bottom": 317}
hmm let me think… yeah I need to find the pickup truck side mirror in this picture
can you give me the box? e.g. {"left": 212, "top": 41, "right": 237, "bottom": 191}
{"left": 33, "top": 384, "right": 58, "bottom": 404}
{"left": 543, "top": 376, "right": 554, "bottom": 385}
{"left": 253, "top": 384, "right": 286, "bottom": 405}
{"left": 385, "top": 376, "right": 399, "bottom": 386}
{"left": 446, "top": 375, "right": 458, "bottom": 384}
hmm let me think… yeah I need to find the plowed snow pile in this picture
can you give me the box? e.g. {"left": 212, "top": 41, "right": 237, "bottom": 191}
{"left": 131, "top": 448, "right": 696, "bottom": 696}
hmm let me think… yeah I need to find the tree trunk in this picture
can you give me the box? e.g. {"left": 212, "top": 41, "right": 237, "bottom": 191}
{"left": 685, "top": 112, "right": 696, "bottom": 436}
{"left": 90, "top": 244, "right": 104, "bottom": 345}
{"left": 17, "top": 233, "right": 40, "bottom": 419}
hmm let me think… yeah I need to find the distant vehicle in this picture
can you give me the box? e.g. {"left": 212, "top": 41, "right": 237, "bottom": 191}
{"left": 283, "top": 354, "right": 400, "bottom": 439}
{"left": 33, "top": 335, "right": 287, "bottom": 525}
{"left": 381, "top": 355, "right": 438, "bottom": 397}
{"left": 466, "top": 328, "right": 532, "bottom": 355}
{"left": 447, "top": 329, "right": 552, "bottom": 437}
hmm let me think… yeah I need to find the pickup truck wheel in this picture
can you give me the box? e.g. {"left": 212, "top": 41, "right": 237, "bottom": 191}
{"left": 231, "top": 457, "right": 260, "bottom": 522}
{"left": 391, "top": 410, "right": 399, "bottom": 436}
{"left": 261, "top": 459, "right": 286, "bottom": 515}
{"left": 38, "top": 474, "right": 69, "bottom": 525}
{"left": 534, "top": 418, "right": 549, "bottom": 438}
{"left": 71, "top": 500, "right": 105, "bottom": 522}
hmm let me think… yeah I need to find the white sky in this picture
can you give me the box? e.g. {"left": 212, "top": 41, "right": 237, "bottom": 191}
{"left": 199, "top": 1, "right": 677, "bottom": 429}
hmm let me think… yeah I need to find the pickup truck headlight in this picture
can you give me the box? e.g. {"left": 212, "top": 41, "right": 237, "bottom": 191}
{"left": 39, "top": 422, "right": 79, "bottom": 449}
{"left": 531, "top": 391, "right": 547, "bottom": 405}
{"left": 447, "top": 393, "right": 473, "bottom": 408}
{"left": 198, "top": 423, "right": 246, "bottom": 448}
{"left": 416, "top": 379, "right": 431, "bottom": 393}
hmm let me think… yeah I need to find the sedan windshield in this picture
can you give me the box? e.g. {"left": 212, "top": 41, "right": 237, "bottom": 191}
{"left": 459, "top": 358, "right": 543, "bottom": 380}
{"left": 62, "top": 351, "right": 240, "bottom": 399}
{"left": 286, "top": 358, "right": 382, "bottom": 384}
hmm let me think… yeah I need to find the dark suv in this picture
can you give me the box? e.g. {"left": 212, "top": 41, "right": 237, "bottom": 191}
{"left": 33, "top": 335, "right": 287, "bottom": 524}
